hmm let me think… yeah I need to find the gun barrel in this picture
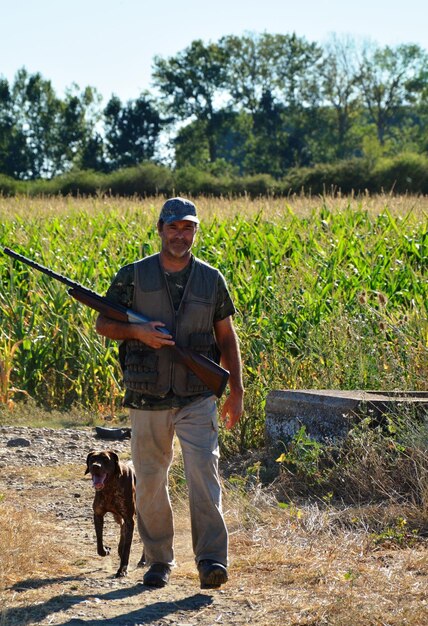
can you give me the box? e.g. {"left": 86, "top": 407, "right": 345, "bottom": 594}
{"left": 4, "top": 246, "right": 229, "bottom": 397}
{"left": 3, "top": 247, "right": 94, "bottom": 294}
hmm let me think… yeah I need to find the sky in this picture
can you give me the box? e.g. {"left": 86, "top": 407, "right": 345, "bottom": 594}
{"left": 1, "top": 0, "right": 428, "bottom": 103}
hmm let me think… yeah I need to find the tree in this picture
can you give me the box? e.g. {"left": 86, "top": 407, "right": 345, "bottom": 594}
{"left": 175, "top": 108, "right": 255, "bottom": 175}
{"left": 220, "top": 33, "right": 322, "bottom": 112}
{"left": 152, "top": 39, "right": 227, "bottom": 162}
{"left": 243, "top": 89, "right": 292, "bottom": 175}
{"left": 357, "top": 43, "right": 428, "bottom": 145}
{"left": 319, "top": 36, "right": 362, "bottom": 159}
{"left": 103, "top": 94, "right": 163, "bottom": 170}
{"left": 219, "top": 33, "right": 322, "bottom": 171}
{"left": 58, "top": 85, "right": 104, "bottom": 172}
{"left": 10, "top": 68, "right": 64, "bottom": 178}
{"left": 0, "top": 78, "right": 30, "bottom": 177}
{"left": 78, "top": 133, "right": 107, "bottom": 172}
{"left": 219, "top": 33, "right": 275, "bottom": 115}
{"left": 4, "top": 69, "right": 104, "bottom": 178}
{"left": 272, "top": 33, "right": 323, "bottom": 110}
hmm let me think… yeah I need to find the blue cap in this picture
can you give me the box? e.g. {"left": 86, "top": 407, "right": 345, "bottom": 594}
{"left": 159, "top": 197, "right": 199, "bottom": 225}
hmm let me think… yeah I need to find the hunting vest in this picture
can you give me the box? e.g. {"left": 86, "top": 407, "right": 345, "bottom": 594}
{"left": 122, "top": 253, "right": 220, "bottom": 397}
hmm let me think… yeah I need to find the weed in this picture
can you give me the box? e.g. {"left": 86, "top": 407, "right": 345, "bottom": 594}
{"left": 276, "top": 426, "right": 327, "bottom": 482}
{"left": 370, "top": 517, "right": 419, "bottom": 548}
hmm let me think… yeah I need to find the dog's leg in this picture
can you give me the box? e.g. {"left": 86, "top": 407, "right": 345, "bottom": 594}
{"left": 115, "top": 518, "right": 134, "bottom": 578}
{"left": 137, "top": 550, "right": 146, "bottom": 568}
{"left": 94, "top": 513, "right": 110, "bottom": 557}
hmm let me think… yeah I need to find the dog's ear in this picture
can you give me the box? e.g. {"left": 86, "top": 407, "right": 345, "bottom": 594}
{"left": 85, "top": 450, "right": 96, "bottom": 475}
{"left": 108, "top": 451, "right": 122, "bottom": 475}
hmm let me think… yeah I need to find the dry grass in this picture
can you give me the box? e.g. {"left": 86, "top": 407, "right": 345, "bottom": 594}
{"left": 1, "top": 463, "right": 428, "bottom": 625}
{"left": 1, "top": 192, "right": 428, "bottom": 222}
{"left": 5, "top": 464, "right": 84, "bottom": 483}
{"left": 0, "top": 504, "right": 75, "bottom": 591}
{"left": 0, "top": 400, "right": 99, "bottom": 429}
{"left": 224, "top": 485, "right": 428, "bottom": 625}
{"left": 0, "top": 504, "right": 90, "bottom": 626}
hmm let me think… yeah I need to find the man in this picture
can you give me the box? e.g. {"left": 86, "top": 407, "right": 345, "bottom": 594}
{"left": 96, "top": 197, "right": 244, "bottom": 589}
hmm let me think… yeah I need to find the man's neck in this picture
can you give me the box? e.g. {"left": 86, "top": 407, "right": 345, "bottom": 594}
{"left": 159, "top": 251, "right": 192, "bottom": 273}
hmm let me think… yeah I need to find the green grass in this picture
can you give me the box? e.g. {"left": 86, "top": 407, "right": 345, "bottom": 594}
{"left": 1, "top": 195, "right": 427, "bottom": 448}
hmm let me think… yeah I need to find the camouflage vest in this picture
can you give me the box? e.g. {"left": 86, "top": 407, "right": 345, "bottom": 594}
{"left": 122, "top": 253, "right": 219, "bottom": 397}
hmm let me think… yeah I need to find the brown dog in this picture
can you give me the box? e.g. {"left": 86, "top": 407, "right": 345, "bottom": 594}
{"left": 85, "top": 449, "right": 144, "bottom": 577}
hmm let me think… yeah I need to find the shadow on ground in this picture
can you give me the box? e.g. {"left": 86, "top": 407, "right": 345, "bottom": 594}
{"left": 4, "top": 579, "right": 214, "bottom": 626}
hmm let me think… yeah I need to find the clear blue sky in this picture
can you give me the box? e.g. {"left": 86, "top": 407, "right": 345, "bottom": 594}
{"left": 2, "top": 0, "right": 427, "bottom": 102}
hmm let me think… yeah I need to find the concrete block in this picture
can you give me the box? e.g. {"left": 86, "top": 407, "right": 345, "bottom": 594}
{"left": 265, "top": 389, "right": 428, "bottom": 446}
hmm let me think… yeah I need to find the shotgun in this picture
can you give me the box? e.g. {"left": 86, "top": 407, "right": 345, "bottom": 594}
{"left": 3, "top": 247, "right": 229, "bottom": 398}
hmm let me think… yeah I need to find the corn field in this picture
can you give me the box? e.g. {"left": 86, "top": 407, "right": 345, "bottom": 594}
{"left": 0, "top": 195, "right": 427, "bottom": 448}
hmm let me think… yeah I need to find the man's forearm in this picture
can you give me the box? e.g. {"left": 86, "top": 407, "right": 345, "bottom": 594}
{"left": 214, "top": 318, "right": 244, "bottom": 392}
{"left": 96, "top": 314, "right": 140, "bottom": 341}
{"left": 217, "top": 326, "right": 244, "bottom": 394}
{"left": 221, "top": 343, "right": 244, "bottom": 394}
{"left": 215, "top": 318, "right": 244, "bottom": 427}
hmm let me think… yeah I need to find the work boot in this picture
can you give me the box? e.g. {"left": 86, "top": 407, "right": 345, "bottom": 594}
{"left": 198, "top": 559, "right": 228, "bottom": 589}
{"left": 143, "top": 563, "right": 171, "bottom": 588}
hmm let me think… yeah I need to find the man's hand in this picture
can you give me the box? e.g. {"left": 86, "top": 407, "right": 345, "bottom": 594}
{"left": 133, "top": 321, "right": 175, "bottom": 349}
{"left": 96, "top": 314, "right": 174, "bottom": 349}
{"left": 220, "top": 389, "right": 244, "bottom": 430}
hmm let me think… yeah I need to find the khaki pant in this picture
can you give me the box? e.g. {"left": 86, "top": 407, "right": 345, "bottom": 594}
{"left": 130, "top": 395, "right": 228, "bottom": 567}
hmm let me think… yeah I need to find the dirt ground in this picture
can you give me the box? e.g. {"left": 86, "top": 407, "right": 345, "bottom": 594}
{"left": 0, "top": 425, "right": 283, "bottom": 626}
{"left": 1, "top": 425, "right": 428, "bottom": 626}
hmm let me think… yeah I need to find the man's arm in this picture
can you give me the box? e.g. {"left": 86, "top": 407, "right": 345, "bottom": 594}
{"left": 95, "top": 314, "right": 175, "bottom": 349}
{"left": 214, "top": 316, "right": 244, "bottom": 429}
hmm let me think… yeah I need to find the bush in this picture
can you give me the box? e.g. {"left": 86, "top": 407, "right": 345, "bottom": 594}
{"left": 234, "top": 174, "right": 280, "bottom": 197}
{"left": 283, "top": 159, "right": 374, "bottom": 195}
{"left": 4, "top": 163, "right": 175, "bottom": 198}
{"left": 175, "top": 165, "right": 232, "bottom": 196}
{"left": 37, "top": 170, "right": 107, "bottom": 196}
{"left": 2, "top": 152, "right": 428, "bottom": 197}
{"left": 108, "top": 162, "right": 174, "bottom": 197}
{"left": 174, "top": 169, "right": 281, "bottom": 197}
{"left": 373, "top": 153, "right": 428, "bottom": 194}
{"left": 0, "top": 174, "right": 24, "bottom": 195}
{"left": 275, "top": 412, "right": 428, "bottom": 521}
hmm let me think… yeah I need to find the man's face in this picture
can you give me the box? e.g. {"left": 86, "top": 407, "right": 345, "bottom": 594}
{"left": 158, "top": 219, "right": 198, "bottom": 259}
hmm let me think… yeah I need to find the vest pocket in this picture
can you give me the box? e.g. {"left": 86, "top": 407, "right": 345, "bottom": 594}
{"left": 123, "top": 345, "right": 159, "bottom": 389}
{"left": 188, "top": 332, "right": 215, "bottom": 355}
{"left": 186, "top": 372, "right": 210, "bottom": 393}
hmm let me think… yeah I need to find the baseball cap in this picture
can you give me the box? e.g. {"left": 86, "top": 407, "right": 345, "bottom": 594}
{"left": 159, "top": 197, "right": 200, "bottom": 225}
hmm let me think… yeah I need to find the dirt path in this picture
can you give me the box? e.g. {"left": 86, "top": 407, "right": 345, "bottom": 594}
{"left": 2, "top": 425, "right": 428, "bottom": 626}
{"left": 0, "top": 426, "right": 269, "bottom": 626}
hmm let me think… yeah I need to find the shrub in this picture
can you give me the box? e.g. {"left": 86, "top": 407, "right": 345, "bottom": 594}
{"left": 275, "top": 411, "right": 428, "bottom": 525}
{"left": 108, "top": 162, "right": 174, "bottom": 197}
{"left": 373, "top": 153, "right": 428, "bottom": 194}
{"left": 174, "top": 165, "right": 232, "bottom": 196}
{"left": 234, "top": 174, "right": 279, "bottom": 197}
{"left": 283, "top": 159, "right": 374, "bottom": 195}
{"left": 2, "top": 152, "right": 428, "bottom": 197}
{"left": 40, "top": 170, "right": 107, "bottom": 196}
{"left": 0, "top": 174, "right": 23, "bottom": 195}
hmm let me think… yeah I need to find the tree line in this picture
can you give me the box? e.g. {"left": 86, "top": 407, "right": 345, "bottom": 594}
{"left": 1, "top": 33, "right": 428, "bottom": 182}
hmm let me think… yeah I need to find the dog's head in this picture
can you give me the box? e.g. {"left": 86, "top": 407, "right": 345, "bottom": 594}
{"left": 85, "top": 450, "right": 122, "bottom": 490}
